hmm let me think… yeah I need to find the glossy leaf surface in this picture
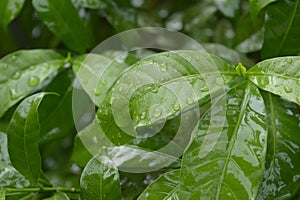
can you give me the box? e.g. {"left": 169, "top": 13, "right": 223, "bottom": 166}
{"left": 97, "top": 50, "right": 237, "bottom": 146}
{"left": 180, "top": 79, "right": 267, "bottom": 199}
{"left": 7, "top": 93, "right": 47, "bottom": 184}
{"left": 80, "top": 155, "right": 121, "bottom": 200}
{"left": 257, "top": 92, "right": 300, "bottom": 199}
{"left": 0, "top": 132, "right": 30, "bottom": 188}
{"left": 73, "top": 53, "right": 127, "bottom": 106}
{"left": 249, "top": 0, "right": 277, "bottom": 23}
{"left": 262, "top": 0, "right": 300, "bottom": 58}
{"left": 32, "top": 0, "right": 87, "bottom": 52}
{"left": 0, "top": 0, "right": 25, "bottom": 27}
{"left": 39, "top": 68, "right": 75, "bottom": 143}
{"left": 0, "top": 49, "right": 64, "bottom": 117}
{"left": 137, "top": 170, "right": 180, "bottom": 200}
{"left": 247, "top": 56, "right": 300, "bottom": 105}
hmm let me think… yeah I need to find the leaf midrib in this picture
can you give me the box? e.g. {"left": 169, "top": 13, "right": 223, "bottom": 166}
{"left": 215, "top": 81, "right": 251, "bottom": 199}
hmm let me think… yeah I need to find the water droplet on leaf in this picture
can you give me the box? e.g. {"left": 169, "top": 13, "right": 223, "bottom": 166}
{"left": 140, "top": 112, "right": 146, "bottom": 119}
{"left": 173, "top": 104, "right": 180, "bottom": 111}
{"left": 2, "top": 64, "right": 8, "bottom": 70}
{"left": 284, "top": 86, "right": 293, "bottom": 93}
{"left": 160, "top": 64, "right": 167, "bottom": 72}
{"left": 286, "top": 58, "right": 292, "bottom": 63}
{"left": 11, "top": 55, "right": 17, "bottom": 62}
{"left": 186, "top": 98, "right": 194, "bottom": 105}
{"left": 200, "top": 87, "right": 208, "bottom": 92}
{"left": 94, "top": 89, "right": 101, "bottom": 96}
{"left": 153, "top": 109, "right": 162, "bottom": 117}
{"left": 12, "top": 72, "right": 21, "bottom": 80}
{"left": 28, "top": 76, "right": 40, "bottom": 87}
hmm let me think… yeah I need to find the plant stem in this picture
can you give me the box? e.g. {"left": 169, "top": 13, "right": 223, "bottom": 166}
{"left": 4, "top": 187, "right": 80, "bottom": 194}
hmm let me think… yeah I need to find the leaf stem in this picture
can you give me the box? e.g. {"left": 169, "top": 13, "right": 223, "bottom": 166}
{"left": 4, "top": 187, "right": 80, "bottom": 194}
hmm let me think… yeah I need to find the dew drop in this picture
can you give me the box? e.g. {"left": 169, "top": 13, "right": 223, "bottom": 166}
{"left": 101, "top": 80, "right": 107, "bottom": 86}
{"left": 153, "top": 109, "right": 162, "bottom": 118}
{"left": 297, "top": 97, "right": 300, "bottom": 103}
{"left": 160, "top": 64, "right": 167, "bottom": 72}
{"left": 10, "top": 89, "right": 21, "bottom": 100}
{"left": 11, "top": 55, "right": 17, "bottom": 62}
{"left": 173, "top": 104, "right": 180, "bottom": 111}
{"left": 227, "top": 110, "right": 236, "bottom": 116}
{"left": 12, "top": 72, "right": 21, "bottom": 80}
{"left": 29, "top": 65, "right": 36, "bottom": 70}
{"left": 94, "top": 89, "right": 101, "bottom": 96}
{"left": 284, "top": 86, "right": 293, "bottom": 93}
{"left": 28, "top": 76, "right": 40, "bottom": 87}
{"left": 200, "top": 87, "right": 209, "bottom": 92}
{"left": 140, "top": 112, "right": 146, "bottom": 119}
{"left": 2, "top": 64, "right": 8, "bottom": 70}
{"left": 286, "top": 58, "right": 292, "bottom": 63}
{"left": 186, "top": 98, "right": 194, "bottom": 105}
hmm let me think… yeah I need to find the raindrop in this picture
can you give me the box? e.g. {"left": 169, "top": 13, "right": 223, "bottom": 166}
{"left": 29, "top": 65, "right": 36, "bottom": 70}
{"left": 2, "top": 64, "right": 8, "bottom": 70}
{"left": 28, "top": 76, "right": 40, "bottom": 87}
{"left": 101, "top": 80, "right": 107, "bottom": 86}
{"left": 10, "top": 89, "right": 21, "bottom": 100}
{"left": 286, "top": 58, "right": 292, "bottom": 63}
{"left": 34, "top": 55, "right": 41, "bottom": 60}
{"left": 12, "top": 72, "right": 21, "bottom": 80}
{"left": 227, "top": 110, "right": 236, "bottom": 116}
{"left": 200, "top": 87, "right": 209, "bottom": 92}
{"left": 140, "top": 112, "right": 146, "bottom": 119}
{"left": 173, "top": 104, "right": 180, "bottom": 111}
{"left": 186, "top": 98, "right": 194, "bottom": 105}
{"left": 153, "top": 109, "right": 162, "bottom": 117}
{"left": 160, "top": 64, "right": 167, "bottom": 72}
{"left": 11, "top": 55, "right": 17, "bottom": 62}
{"left": 94, "top": 89, "right": 101, "bottom": 96}
{"left": 149, "top": 60, "right": 154, "bottom": 64}
{"left": 297, "top": 97, "right": 300, "bottom": 103}
{"left": 297, "top": 79, "right": 300, "bottom": 85}
{"left": 284, "top": 86, "right": 293, "bottom": 93}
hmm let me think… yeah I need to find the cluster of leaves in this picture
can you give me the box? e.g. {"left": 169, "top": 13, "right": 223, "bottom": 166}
{"left": 0, "top": 0, "right": 299, "bottom": 200}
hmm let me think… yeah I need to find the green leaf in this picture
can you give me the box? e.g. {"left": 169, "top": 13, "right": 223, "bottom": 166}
{"left": 39, "top": 68, "right": 75, "bottom": 143}
{"left": 73, "top": 0, "right": 106, "bottom": 9}
{"left": 32, "top": 0, "right": 87, "bottom": 53}
{"left": 257, "top": 92, "right": 300, "bottom": 199}
{"left": 247, "top": 56, "right": 300, "bottom": 105}
{"left": 80, "top": 155, "right": 121, "bottom": 200}
{"left": 249, "top": 0, "right": 277, "bottom": 24}
{"left": 262, "top": 0, "right": 300, "bottom": 58}
{"left": 7, "top": 93, "right": 48, "bottom": 184}
{"left": 0, "top": 0, "right": 25, "bottom": 28}
{"left": 0, "top": 49, "right": 64, "bottom": 117}
{"left": 0, "top": 132, "right": 10, "bottom": 164}
{"left": 137, "top": 170, "right": 180, "bottom": 200}
{"left": 97, "top": 50, "right": 237, "bottom": 146}
{"left": 43, "top": 192, "right": 70, "bottom": 200}
{"left": 0, "top": 190, "right": 5, "bottom": 200}
{"left": 73, "top": 53, "right": 127, "bottom": 106}
{"left": 179, "top": 79, "right": 267, "bottom": 199}
{"left": 214, "top": 0, "right": 239, "bottom": 18}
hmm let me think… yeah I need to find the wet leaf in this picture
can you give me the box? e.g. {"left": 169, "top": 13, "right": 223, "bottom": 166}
{"left": 249, "top": 0, "right": 277, "bottom": 24}
{"left": 0, "top": 0, "right": 25, "bottom": 28}
{"left": 179, "top": 79, "right": 267, "bottom": 199}
{"left": 73, "top": 0, "right": 107, "bottom": 9}
{"left": 7, "top": 93, "right": 48, "bottom": 184}
{"left": 97, "top": 50, "right": 237, "bottom": 146}
{"left": 247, "top": 56, "right": 300, "bottom": 105}
{"left": 0, "top": 49, "right": 64, "bottom": 117}
{"left": 137, "top": 170, "right": 180, "bottom": 200}
{"left": 32, "top": 0, "right": 87, "bottom": 52}
{"left": 39, "top": 68, "right": 75, "bottom": 143}
{"left": 73, "top": 53, "right": 127, "bottom": 106}
{"left": 257, "top": 92, "right": 300, "bottom": 199}
{"left": 0, "top": 190, "right": 5, "bottom": 200}
{"left": 262, "top": 0, "right": 300, "bottom": 58}
{"left": 80, "top": 155, "right": 121, "bottom": 200}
